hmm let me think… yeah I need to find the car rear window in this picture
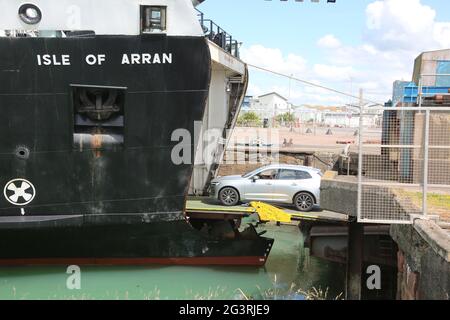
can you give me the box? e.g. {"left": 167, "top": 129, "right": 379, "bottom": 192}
{"left": 296, "top": 170, "right": 312, "bottom": 179}
{"left": 277, "top": 169, "right": 312, "bottom": 180}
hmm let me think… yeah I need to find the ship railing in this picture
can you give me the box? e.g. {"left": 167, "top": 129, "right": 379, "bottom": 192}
{"left": 196, "top": 9, "right": 241, "bottom": 58}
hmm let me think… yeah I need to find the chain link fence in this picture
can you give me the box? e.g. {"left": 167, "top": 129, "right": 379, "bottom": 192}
{"left": 357, "top": 106, "right": 450, "bottom": 224}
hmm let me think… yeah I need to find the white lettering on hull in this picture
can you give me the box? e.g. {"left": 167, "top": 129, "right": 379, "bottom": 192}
{"left": 37, "top": 53, "right": 173, "bottom": 66}
{"left": 121, "top": 53, "right": 172, "bottom": 65}
{"left": 37, "top": 54, "right": 71, "bottom": 66}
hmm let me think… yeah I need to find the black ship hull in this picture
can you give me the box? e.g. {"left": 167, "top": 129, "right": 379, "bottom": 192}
{"left": 0, "top": 35, "right": 273, "bottom": 266}
{"left": 0, "top": 218, "right": 273, "bottom": 266}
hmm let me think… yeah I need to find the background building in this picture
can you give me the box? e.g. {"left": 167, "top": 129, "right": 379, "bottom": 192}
{"left": 244, "top": 92, "right": 292, "bottom": 120}
{"left": 413, "top": 49, "right": 450, "bottom": 87}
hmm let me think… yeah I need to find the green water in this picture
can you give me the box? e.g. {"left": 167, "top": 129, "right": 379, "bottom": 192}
{"left": 0, "top": 224, "right": 345, "bottom": 300}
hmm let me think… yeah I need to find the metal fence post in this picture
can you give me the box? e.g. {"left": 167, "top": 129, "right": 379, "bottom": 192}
{"left": 422, "top": 109, "right": 430, "bottom": 217}
{"left": 357, "top": 89, "right": 363, "bottom": 222}
{"left": 418, "top": 76, "right": 423, "bottom": 108}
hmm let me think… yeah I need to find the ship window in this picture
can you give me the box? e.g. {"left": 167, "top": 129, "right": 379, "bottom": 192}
{"left": 18, "top": 3, "right": 42, "bottom": 25}
{"left": 141, "top": 6, "right": 167, "bottom": 33}
{"left": 72, "top": 85, "right": 127, "bottom": 150}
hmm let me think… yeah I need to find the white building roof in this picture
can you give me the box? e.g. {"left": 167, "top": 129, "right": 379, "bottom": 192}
{"left": 258, "top": 92, "right": 288, "bottom": 101}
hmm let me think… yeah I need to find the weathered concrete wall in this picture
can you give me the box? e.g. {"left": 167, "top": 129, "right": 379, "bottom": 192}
{"left": 391, "top": 222, "right": 450, "bottom": 300}
{"left": 320, "top": 178, "right": 358, "bottom": 216}
{"left": 321, "top": 176, "right": 412, "bottom": 221}
{"left": 218, "top": 151, "right": 332, "bottom": 178}
{"left": 412, "top": 112, "right": 450, "bottom": 185}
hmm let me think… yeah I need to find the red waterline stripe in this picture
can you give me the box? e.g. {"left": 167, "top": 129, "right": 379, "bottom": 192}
{"left": 0, "top": 256, "right": 267, "bottom": 267}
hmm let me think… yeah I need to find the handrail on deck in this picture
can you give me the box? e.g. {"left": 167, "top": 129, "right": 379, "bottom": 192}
{"left": 196, "top": 9, "right": 241, "bottom": 58}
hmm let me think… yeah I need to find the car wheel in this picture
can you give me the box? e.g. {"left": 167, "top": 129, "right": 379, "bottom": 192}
{"left": 294, "top": 192, "right": 315, "bottom": 212}
{"left": 219, "top": 187, "right": 239, "bottom": 206}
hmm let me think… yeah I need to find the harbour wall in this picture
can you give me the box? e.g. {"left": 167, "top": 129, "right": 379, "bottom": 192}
{"left": 391, "top": 222, "right": 450, "bottom": 300}
{"left": 320, "top": 177, "right": 450, "bottom": 300}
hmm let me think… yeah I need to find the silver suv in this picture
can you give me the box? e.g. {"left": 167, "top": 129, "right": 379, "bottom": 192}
{"left": 210, "top": 164, "right": 322, "bottom": 212}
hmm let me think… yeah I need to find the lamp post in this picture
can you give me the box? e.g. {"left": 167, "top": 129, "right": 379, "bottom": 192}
{"left": 288, "top": 74, "right": 294, "bottom": 131}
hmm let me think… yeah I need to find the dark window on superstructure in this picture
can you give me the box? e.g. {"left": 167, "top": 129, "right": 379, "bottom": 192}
{"left": 141, "top": 6, "right": 167, "bottom": 33}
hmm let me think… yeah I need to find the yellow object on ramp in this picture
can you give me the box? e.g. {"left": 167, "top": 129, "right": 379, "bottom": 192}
{"left": 249, "top": 201, "right": 292, "bottom": 223}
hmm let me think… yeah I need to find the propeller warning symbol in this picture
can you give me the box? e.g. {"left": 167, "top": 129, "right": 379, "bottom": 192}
{"left": 3, "top": 179, "right": 36, "bottom": 206}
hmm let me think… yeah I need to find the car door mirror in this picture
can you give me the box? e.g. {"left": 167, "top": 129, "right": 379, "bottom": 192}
{"left": 251, "top": 176, "right": 260, "bottom": 182}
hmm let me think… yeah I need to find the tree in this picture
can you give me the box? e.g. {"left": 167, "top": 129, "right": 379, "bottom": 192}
{"left": 237, "top": 111, "right": 261, "bottom": 126}
{"left": 275, "top": 112, "right": 295, "bottom": 124}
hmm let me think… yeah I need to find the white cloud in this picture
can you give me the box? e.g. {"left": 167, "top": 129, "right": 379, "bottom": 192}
{"left": 434, "top": 22, "right": 450, "bottom": 48}
{"left": 365, "top": 0, "right": 446, "bottom": 52}
{"left": 359, "top": 81, "right": 380, "bottom": 91}
{"left": 247, "top": 83, "right": 263, "bottom": 97}
{"left": 313, "top": 64, "right": 357, "bottom": 81}
{"left": 242, "top": 0, "right": 450, "bottom": 106}
{"left": 240, "top": 45, "right": 307, "bottom": 75}
{"left": 317, "top": 34, "right": 341, "bottom": 49}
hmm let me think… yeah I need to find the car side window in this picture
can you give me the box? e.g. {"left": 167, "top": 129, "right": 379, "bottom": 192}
{"left": 277, "top": 169, "right": 298, "bottom": 180}
{"left": 256, "top": 169, "right": 278, "bottom": 180}
{"left": 296, "top": 170, "right": 312, "bottom": 179}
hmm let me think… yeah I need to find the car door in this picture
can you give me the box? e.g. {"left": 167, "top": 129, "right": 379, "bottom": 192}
{"left": 271, "top": 169, "right": 314, "bottom": 203}
{"left": 242, "top": 168, "right": 278, "bottom": 201}
{"left": 270, "top": 169, "right": 297, "bottom": 202}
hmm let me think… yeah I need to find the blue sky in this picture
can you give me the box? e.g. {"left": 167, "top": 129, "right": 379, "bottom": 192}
{"left": 198, "top": 0, "right": 450, "bottom": 106}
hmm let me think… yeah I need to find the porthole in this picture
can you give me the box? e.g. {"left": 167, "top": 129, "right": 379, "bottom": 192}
{"left": 15, "top": 146, "right": 30, "bottom": 160}
{"left": 18, "top": 3, "right": 42, "bottom": 25}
